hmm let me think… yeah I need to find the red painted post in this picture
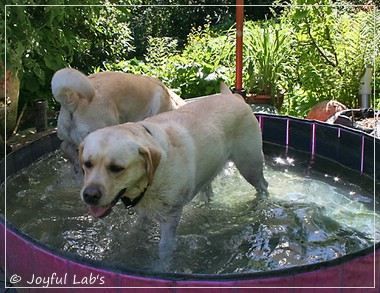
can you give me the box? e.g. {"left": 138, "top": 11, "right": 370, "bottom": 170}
{"left": 235, "top": 0, "right": 244, "bottom": 91}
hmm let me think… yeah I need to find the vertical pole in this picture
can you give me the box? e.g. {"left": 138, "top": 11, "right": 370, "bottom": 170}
{"left": 235, "top": 0, "right": 244, "bottom": 91}
{"left": 359, "top": 64, "right": 372, "bottom": 108}
{"left": 34, "top": 99, "right": 47, "bottom": 132}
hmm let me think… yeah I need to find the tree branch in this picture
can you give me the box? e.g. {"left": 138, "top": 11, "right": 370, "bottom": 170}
{"left": 306, "top": 17, "right": 343, "bottom": 76}
{"left": 325, "top": 26, "right": 343, "bottom": 76}
{"left": 307, "top": 25, "right": 336, "bottom": 68}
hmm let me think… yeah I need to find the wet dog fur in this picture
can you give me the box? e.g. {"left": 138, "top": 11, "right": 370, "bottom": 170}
{"left": 51, "top": 68, "right": 184, "bottom": 170}
{"left": 79, "top": 83, "right": 268, "bottom": 268}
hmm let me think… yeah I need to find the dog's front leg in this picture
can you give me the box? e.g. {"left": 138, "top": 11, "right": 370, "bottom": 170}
{"left": 157, "top": 209, "right": 183, "bottom": 270}
{"left": 60, "top": 141, "right": 80, "bottom": 173}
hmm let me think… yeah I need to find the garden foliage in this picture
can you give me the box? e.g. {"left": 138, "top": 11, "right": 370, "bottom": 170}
{"left": 2, "top": 0, "right": 135, "bottom": 109}
{"left": 107, "top": 1, "right": 380, "bottom": 115}
{"left": 2, "top": 0, "right": 379, "bottom": 119}
{"left": 279, "top": 1, "right": 379, "bottom": 116}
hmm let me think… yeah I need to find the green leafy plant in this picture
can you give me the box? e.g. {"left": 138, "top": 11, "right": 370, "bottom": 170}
{"left": 4, "top": 0, "right": 378, "bottom": 123}
{"left": 166, "top": 23, "right": 235, "bottom": 98}
{"left": 106, "top": 22, "right": 236, "bottom": 98}
{"left": 243, "top": 20, "right": 291, "bottom": 109}
{"left": 2, "top": 1, "right": 136, "bottom": 133}
{"left": 279, "top": 0, "right": 379, "bottom": 116}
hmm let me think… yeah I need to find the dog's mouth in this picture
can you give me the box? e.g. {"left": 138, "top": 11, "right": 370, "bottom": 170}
{"left": 87, "top": 188, "right": 126, "bottom": 218}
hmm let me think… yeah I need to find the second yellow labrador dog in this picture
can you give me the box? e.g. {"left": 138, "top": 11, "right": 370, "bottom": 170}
{"left": 52, "top": 68, "right": 184, "bottom": 170}
{"left": 79, "top": 83, "right": 268, "bottom": 267}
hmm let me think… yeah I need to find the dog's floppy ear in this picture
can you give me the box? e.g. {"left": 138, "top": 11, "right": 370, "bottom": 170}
{"left": 139, "top": 146, "right": 161, "bottom": 185}
{"left": 51, "top": 68, "right": 95, "bottom": 112}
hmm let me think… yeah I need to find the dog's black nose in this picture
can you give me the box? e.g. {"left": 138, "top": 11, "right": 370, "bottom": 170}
{"left": 83, "top": 186, "right": 102, "bottom": 205}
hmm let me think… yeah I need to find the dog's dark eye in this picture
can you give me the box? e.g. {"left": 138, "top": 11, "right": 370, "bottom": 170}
{"left": 84, "top": 161, "right": 93, "bottom": 169}
{"left": 109, "top": 164, "right": 124, "bottom": 173}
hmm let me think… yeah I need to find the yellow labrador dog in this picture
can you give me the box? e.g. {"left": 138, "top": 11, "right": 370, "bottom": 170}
{"left": 79, "top": 83, "right": 268, "bottom": 266}
{"left": 51, "top": 68, "right": 184, "bottom": 170}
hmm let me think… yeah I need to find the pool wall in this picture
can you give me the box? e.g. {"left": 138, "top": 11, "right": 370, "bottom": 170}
{"left": 258, "top": 114, "right": 378, "bottom": 180}
{"left": 1, "top": 115, "right": 379, "bottom": 291}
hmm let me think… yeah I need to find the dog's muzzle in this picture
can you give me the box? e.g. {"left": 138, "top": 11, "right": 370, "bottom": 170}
{"left": 83, "top": 185, "right": 148, "bottom": 218}
{"left": 83, "top": 186, "right": 102, "bottom": 205}
{"left": 83, "top": 187, "right": 127, "bottom": 218}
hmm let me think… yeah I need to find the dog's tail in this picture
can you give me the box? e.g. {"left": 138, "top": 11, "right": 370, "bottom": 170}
{"left": 51, "top": 68, "right": 95, "bottom": 111}
{"left": 220, "top": 82, "right": 232, "bottom": 95}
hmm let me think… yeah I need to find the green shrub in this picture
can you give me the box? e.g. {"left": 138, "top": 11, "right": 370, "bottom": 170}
{"left": 279, "top": 2, "right": 379, "bottom": 116}
{"left": 4, "top": 1, "right": 378, "bottom": 121}
{"left": 106, "top": 2, "right": 379, "bottom": 116}
{"left": 106, "top": 23, "right": 236, "bottom": 99}
{"left": 3, "top": 2, "right": 135, "bottom": 110}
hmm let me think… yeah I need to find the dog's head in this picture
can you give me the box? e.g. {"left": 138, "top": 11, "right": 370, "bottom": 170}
{"left": 78, "top": 124, "right": 161, "bottom": 218}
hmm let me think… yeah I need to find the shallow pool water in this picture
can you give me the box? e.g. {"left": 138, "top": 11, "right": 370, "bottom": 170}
{"left": 1, "top": 144, "right": 378, "bottom": 274}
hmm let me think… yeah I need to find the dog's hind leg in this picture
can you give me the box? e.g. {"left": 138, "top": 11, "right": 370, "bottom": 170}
{"left": 235, "top": 156, "right": 268, "bottom": 195}
{"left": 231, "top": 136, "right": 268, "bottom": 195}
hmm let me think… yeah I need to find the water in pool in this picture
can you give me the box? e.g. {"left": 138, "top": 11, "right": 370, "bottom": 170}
{"left": 1, "top": 144, "right": 377, "bottom": 274}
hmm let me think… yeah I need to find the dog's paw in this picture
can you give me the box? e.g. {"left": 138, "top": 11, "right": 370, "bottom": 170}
{"left": 152, "top": 257, "right": 172, "bottom": 272}
{"left": 256, "top": 189, "right": 269, "bottom": 200}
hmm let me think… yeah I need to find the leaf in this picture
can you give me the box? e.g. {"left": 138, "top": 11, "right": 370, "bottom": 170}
{"left": 33, "top": 66, "right": 45, "bottom": 84}
{"left": 43, "top": 55, "right": 59, "bottom": 71}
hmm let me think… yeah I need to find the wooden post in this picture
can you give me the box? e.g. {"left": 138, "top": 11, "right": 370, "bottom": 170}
{"left": 34, "top": 99, "right": 47, "bottom": 132}
{"left": 235, "top": 0, "right": 244, "bottom": 91}
{"left": 231, "top": 0, "right": 246, "bottom": 99}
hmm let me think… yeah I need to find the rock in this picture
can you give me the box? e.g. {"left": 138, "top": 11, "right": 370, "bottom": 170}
{"left": 307, "top": 100, "right": 347, "bottom": 122}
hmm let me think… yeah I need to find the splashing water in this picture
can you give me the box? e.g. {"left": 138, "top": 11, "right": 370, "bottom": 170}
{"left": 1, "top": 145, "right": 377, "bottom": 274}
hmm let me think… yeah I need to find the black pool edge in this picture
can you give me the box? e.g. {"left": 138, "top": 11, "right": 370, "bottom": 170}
{"left": 0, "top": 130, "right": 62, "bottom": 185}
{"left": 1, "top": 117, "right": 379, "bottom": 282}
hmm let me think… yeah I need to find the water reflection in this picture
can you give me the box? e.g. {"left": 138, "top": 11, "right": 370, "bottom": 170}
{"left": 1, "top": 149, "right": 377, "bottom": 274}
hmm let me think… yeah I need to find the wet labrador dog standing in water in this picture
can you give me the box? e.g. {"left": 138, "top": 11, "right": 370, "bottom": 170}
{"left": 79, "top": 83, "right": 268, "bottom": 269}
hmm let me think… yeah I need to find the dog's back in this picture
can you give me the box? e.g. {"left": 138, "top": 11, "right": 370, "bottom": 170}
{"left": 51, "top": 68, "right": 185, "bottom": 167}
{"left": 143, "top": 84, "right": 267, "bottom": 195}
